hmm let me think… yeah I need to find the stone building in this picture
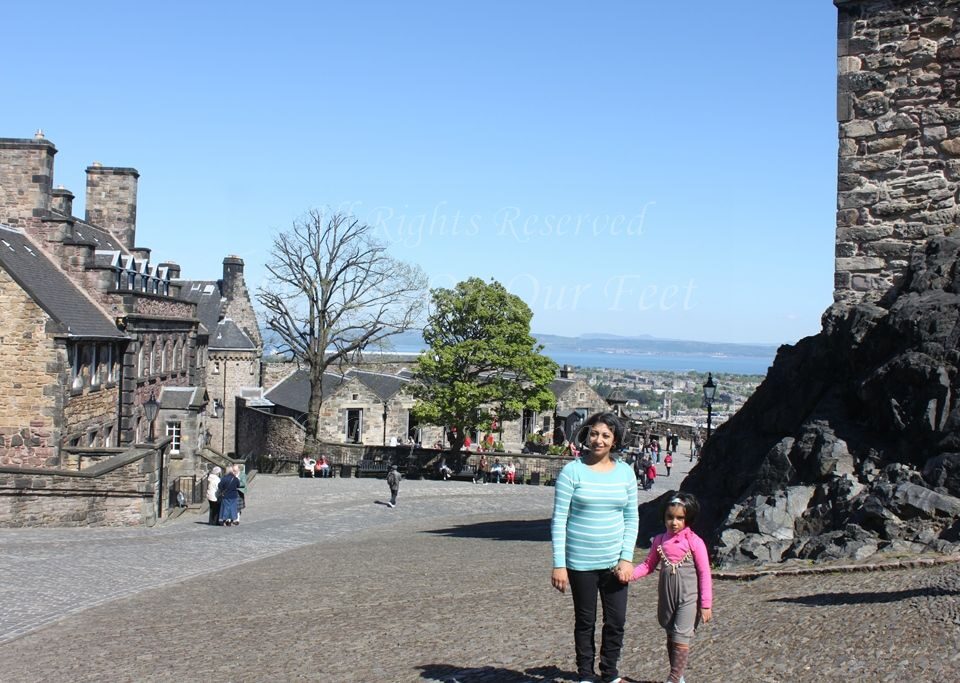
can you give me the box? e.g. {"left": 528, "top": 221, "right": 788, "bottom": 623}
{"left": 834, "top": 0, "right": 960, "bottom": 304}
{"left": 0, "top": 133, "right": 260, "bottom": 526}
{"left": 179, "top": 256, "right": 262, "bottom": 457}
{"left": 251, "top": 359, "right": 609, "bottom": 457}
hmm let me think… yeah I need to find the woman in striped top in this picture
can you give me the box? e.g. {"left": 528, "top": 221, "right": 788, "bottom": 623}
{"left": 551, "top": 412, "right": 639, "bottom": 683}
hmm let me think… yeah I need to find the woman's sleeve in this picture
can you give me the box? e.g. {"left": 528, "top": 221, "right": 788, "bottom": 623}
{"left": 631, "top": 535, "right": 661, "bottom": 579}
{"left": 691, "top": 533, "right": 713, "bottom": 609}
{"left": 620, "top": 468, "right": 639, "bottom": 561}
{"left": 550, "top": 466, "right": 574, "bottom": 568}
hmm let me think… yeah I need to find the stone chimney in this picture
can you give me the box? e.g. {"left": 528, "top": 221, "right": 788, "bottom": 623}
{"left": 559, "top": 364, "right": 573, "bottom": 379}
{"left": 51, "top": 186, "right": 74, "bottom": 216}
{"left": 0, "top": 133, "right": 56, "bottom": 228}
{"left": 222, "top": 255, "right": 245, "bottom": 302}
{"left": 85, "top": 163, "right": 139, "bottom": 250}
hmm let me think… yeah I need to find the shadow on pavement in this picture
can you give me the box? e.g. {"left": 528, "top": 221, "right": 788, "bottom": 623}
{"left": 417, "top": 663, "right": 579, "bottom": 682}
{"left": 424, "top": 518, "right": 551, "bottom": 542}
{"left": 770, "top": 585, "right": 960, "bottom": 606}
{"left": 417, "top": 665, "right": 657, "bottom": 683}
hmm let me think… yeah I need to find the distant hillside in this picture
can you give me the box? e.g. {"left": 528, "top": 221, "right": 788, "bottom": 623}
{"left": 533, "top": 333, "right": 778, "bottom": 358}
{"left": 262, "top": 327, "right": 777, "bottom": 359}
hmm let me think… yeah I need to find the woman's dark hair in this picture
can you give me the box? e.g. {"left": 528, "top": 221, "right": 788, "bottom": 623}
{"left": 660, "top": 490, "right": 700, "bottom": 526}
{"left": 579, "top": 411, "right": 625, "bottom": 448}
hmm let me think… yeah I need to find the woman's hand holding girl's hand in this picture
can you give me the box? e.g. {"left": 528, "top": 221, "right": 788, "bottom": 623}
{"left": 699, "top": 607, "right": 712, "bottom": 623}
{"left": 551, "top": 568, "right": 569, "bottom": 593}
{"left": 614, "top": 560, "right": 634, "bottom": 584}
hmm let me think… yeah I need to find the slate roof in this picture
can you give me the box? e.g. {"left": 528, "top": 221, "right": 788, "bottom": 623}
{"left": 549, "top": 378, "right": 576, "bottom": 398}
{"left": 177, "top": 280, "right": 224, "bottom": 334}
{"left": 160, "top": 386, "right": 206, "bottom": 410}
{"left": 350, "top": 369, "right": 408, "bottom": 401}
{"left": 69, "top": 221, "right": 123, "bottom": 251}
{"left": 211, "top": 319, "right": 256, "bottom": 351}
{"left": 0, "top": 225, "right": 126, "bottom": 339}
{"left": 264, "top": 369, "right": 349, "bottom": 413}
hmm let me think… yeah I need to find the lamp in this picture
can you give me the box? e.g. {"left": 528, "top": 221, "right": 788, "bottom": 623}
{"left": 142, "top": 392, "right": 163, "bottom": 520}
{"left": 143, "top": 392, "right": 160, "bottom": 443}
{"left": 702, "top": 373, "right": 717, "bottom": 440}
{"left": 382, "top": 401, "right": 389, "bottom": 446}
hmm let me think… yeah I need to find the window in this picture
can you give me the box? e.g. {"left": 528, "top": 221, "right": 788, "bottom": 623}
{"left": 86, "top": 430, "right": 97, "bottom": 447}
{"left": 90, "top": 345, "right": 101, "bottom": 387}
{"left": 108, "top": 345, "right": 119, "bottom": 383}
{"left": 166, "top": 421, "right": 182, "bottom": 454}
{"left": 152, "top": 339, "right": 161, "bottom": 375}
{"left": 160, "top": 341, "right": 168, "bottom": 373}
{"left": 212, "top": 360, "right": 220, "bottom": 375}
{"left": 346, "top": 409, "right": 363, "bottom": 444}
{"left": 173, "top": 340, "right": 180, "bottom": 371}
{"left": 69, "top": 344, "right": 82, "bottom": 389}
{"left": 103, "top": 425, "right": 113, "bottom": 447}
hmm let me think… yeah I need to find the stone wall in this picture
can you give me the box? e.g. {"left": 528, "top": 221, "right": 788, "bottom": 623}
{"left": 237, "top": 402, "right": 305, "bottom": 462}
{"left": 208, "top": 353, "right": 260, "bottom": 456}
{"left": 835, "top": 0, "right": 960, "bottom": 304}
{"left": 0, "top": 447, "right": 163, "bottom": 527}
{"left": 0, "top": 269, "right": 60, "bottom": 468}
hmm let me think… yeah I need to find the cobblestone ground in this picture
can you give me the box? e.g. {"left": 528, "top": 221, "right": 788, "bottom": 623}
{"left": 0, "top": 455, "right": 958, "bottom": 682}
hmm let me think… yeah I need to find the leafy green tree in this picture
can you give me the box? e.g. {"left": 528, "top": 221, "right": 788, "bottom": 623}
{"left": 412, "top": 278, "right": 557, "bottom": 453}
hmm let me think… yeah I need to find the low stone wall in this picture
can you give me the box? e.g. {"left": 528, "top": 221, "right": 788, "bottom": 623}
{"left": 236, "top": 402, "right": 304, "bottom": 463}
{"left": 0, "top": 446, "right": 164, "bottom": 527}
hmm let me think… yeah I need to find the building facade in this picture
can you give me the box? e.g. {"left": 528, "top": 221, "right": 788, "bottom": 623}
{"left": 0, "top": 134, "right": 260, "bottom": 526}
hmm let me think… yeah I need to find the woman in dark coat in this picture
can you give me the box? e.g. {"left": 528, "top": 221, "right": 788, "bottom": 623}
{"left": 217, "top": 467, "right": 242, "bottom": 526}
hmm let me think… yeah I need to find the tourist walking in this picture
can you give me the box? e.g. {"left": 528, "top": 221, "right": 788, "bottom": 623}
{"left": 235, "top": 464, "right": 247, "bottom": 520}
{"left": 645, "top": 461, "right": 657, "bottom": 490}
{"left": 664, "top": 452, "right": 673, "bottom": 477}
{"left": 551, "top": 411, "right": 638, "bottom": 683}
{"left": 217, "top": 465, "right": 242, "bottom": 526}
{"left": 386, "top": 464, "right": 401, "bottom": 507}
{"left": 474, "top": 454, "right": 488, "bottom": 484}
{"left": 206, "top": 466, "right": 221, "bottom": 525}
{"left": 623, "top": 491, "right": 713, "bottom": 683}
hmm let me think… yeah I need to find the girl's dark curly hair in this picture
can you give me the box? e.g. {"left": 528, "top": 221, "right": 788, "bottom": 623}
{"left": 660, "top": 490, "right": 700, "bottom": 526}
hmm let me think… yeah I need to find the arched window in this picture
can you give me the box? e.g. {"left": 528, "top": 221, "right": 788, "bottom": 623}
{"left": 153, "top": 339, "right": 162, "bottom": 374}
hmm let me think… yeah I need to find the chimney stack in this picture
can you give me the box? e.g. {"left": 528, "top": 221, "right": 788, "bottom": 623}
{"left": 222, "top": 255, "right": 245, "bottom": 302}
{"left": 85, "top": 163, "right": 139, "bottom": 250}
{"left": 0, "top": 136, "right": 57, "bottom": 228}
{"left": 51, "top": 186, "right": 74, "bottom": 216}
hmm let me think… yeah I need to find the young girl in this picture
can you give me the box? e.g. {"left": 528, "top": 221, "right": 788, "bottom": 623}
{"left": 627, "top": 491, "right": 712, "bottom": 683}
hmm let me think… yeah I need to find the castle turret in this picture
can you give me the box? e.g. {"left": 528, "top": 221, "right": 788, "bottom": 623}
{"left": 85, "top": 162, "right": 139, "bottom": 250}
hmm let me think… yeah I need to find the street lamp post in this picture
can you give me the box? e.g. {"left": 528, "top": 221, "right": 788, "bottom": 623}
{"left": 382, "top": 401, "right": 389, "bottom": 446}
{"left": 702, "top": 372, "right": 717, "bottom": 440}
{"left": 143, "top": 393, "right": 162, "bottom": 519}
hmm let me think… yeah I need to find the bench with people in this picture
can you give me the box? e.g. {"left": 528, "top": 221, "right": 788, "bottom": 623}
{"left": 299, "top": 455, "right": 334, "bottom": 478}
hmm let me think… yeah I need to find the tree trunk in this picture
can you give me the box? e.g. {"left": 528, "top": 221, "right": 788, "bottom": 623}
{"left": 304, "top": 366, "right": 324, "bottom": 457}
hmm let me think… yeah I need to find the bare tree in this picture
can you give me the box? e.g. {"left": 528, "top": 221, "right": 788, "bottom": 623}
{"left": 258, "top": 210, "right": 428, "bottom": 455}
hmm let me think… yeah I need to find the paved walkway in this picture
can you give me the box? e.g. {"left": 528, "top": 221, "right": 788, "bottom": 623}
{"left": 0, "top": 454, "right": 957, "bottom": 682}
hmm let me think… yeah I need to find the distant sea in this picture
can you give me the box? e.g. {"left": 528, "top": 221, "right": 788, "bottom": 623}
{"left": 545, "top": 350, "right": 774, "bottom": 376}
{"left": 386, "top": 345, "right": 775, "bottom": 376}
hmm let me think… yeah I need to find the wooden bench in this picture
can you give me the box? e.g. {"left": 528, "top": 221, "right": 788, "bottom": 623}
{"left": 355, "top": 460, "right": 391, "bottom": 478}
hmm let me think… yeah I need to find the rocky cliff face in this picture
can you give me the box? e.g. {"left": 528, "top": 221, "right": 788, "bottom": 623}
{"left": 641, "top": 236, "right": 960, "bottom": 566}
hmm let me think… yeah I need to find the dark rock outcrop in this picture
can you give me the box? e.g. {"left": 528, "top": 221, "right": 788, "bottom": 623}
{"left": 640, "top": 236, "right": 960, "bottom": 567}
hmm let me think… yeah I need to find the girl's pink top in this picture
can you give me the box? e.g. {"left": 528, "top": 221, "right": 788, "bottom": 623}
{"left": 631, "top": 526, "right": 713, "bottom": 609}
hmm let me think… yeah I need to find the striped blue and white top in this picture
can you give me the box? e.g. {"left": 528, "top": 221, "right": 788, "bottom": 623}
{"left": 551, "top": 458, "right": 639, "bottom": 571}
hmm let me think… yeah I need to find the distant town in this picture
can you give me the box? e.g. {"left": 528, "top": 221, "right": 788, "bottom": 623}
{"left": 580, "top": 366, "right": 765, "bottom": 433}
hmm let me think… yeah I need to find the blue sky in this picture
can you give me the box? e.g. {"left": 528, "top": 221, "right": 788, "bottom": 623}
{"left": 5, "top": 1, "right": 839, "bottom": 345}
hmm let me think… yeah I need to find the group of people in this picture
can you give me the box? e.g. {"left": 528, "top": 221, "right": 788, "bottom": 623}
{"left": 301, "top": 455, "right": 332, "bottom": 478}
{"left": 476, "top": 455, "right": 520, "bottom": 484}
{"left": 552, "top": 411, "right": 712, "bottom": 683}
{"left": 205, "top": 463, "right": 247, "bottom": 526}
